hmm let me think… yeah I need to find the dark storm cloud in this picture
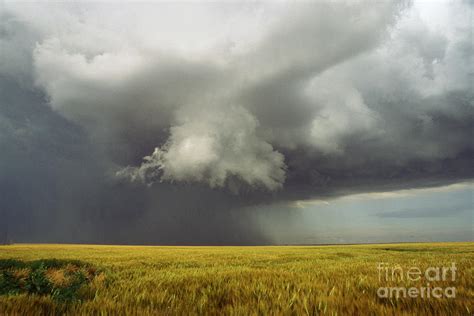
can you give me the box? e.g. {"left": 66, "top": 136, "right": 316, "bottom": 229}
{"left": 1, "top": 1, "right": 472, "bottom": 244}
{"left": 0, "top": 74, "right": 268, "bottom": 244}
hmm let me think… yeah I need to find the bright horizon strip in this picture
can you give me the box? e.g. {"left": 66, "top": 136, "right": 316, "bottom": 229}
{"left": 292, "top": 181, "right": 474, "bottom": 209}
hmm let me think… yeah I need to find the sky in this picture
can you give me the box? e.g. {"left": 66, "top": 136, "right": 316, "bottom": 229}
{"left": 255, "top": 182, "right": 473, "bottom": 244}
{"left": 0, "top": 0, "right": 472, "bottom": 244}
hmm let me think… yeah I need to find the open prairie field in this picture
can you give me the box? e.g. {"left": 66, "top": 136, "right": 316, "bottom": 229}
{"left": 0, "top": 242, "right": 472, "bottom": 315}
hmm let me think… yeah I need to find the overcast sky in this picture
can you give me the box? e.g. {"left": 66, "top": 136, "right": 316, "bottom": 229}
{"left": 0, "top": 0, "right": 472, "bottom": 244}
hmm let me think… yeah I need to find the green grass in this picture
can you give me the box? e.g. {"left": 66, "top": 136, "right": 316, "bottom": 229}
{"left": 0, "top": 258, "right": 104, "bottom": 303}
{"left": 0, "top": 242, "right": 472, "bottom": 315}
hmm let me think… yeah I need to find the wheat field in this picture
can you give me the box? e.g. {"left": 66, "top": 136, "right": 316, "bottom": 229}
{"left": 0, "top": 242, "right": 472, "bottom": 315}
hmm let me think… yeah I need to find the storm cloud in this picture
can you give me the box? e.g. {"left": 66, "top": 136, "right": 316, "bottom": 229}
{"left": 1, "top": 1, "right": 472, "bottom": 244}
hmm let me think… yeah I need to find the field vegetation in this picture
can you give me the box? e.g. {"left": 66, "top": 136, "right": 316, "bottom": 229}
{"left": 0, "top": 242, "right": 472, "bottom": 315}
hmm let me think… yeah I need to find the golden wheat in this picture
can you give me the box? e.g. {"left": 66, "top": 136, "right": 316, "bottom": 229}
{"left": 0, "top": 242, "right": 472, "bottom": 315}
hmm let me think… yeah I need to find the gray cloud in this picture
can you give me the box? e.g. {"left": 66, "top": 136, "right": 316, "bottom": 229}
{"left": 1, "top": 1, "right": 472, "bottom": 244}
{"left": 27, "top": 1, "right": 405, "bottom": 191}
